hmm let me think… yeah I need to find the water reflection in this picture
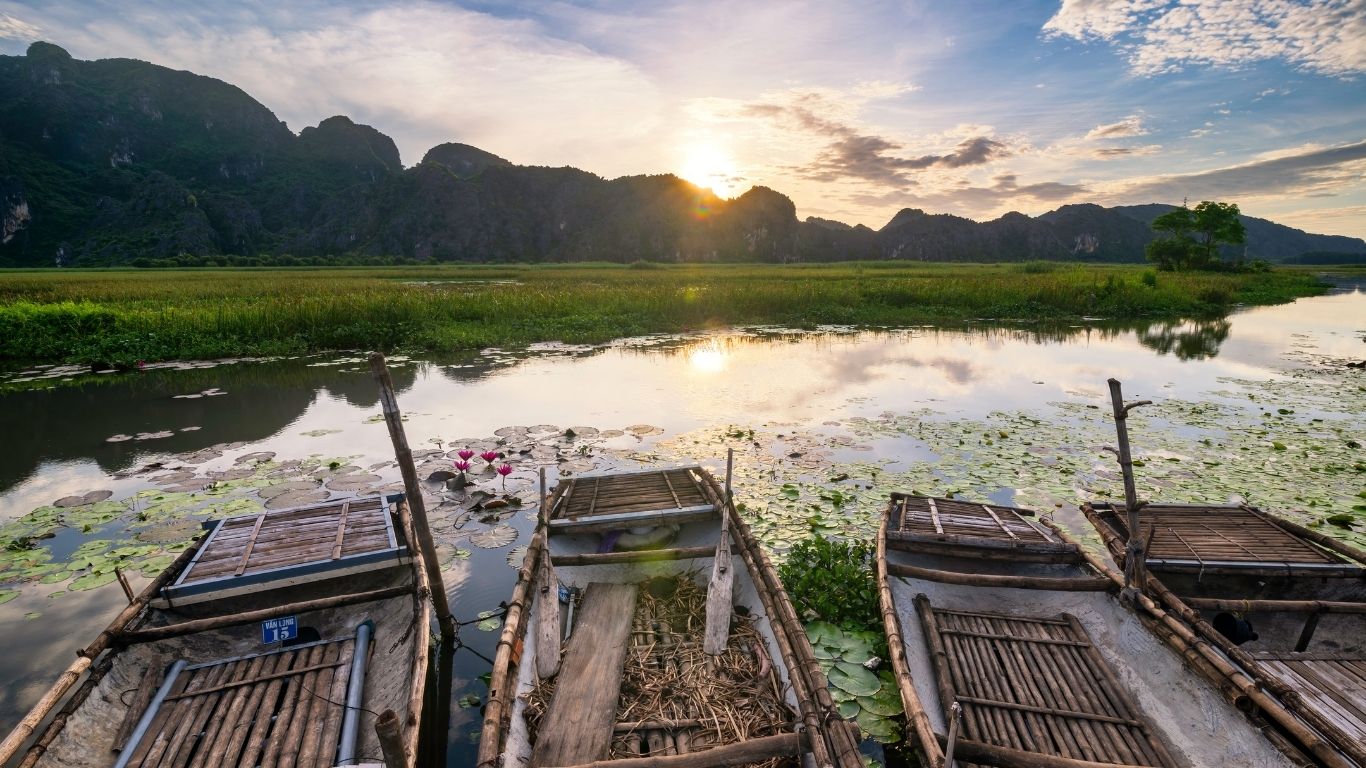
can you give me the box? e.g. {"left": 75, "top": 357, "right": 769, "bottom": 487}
{"left": 1135, "top": 319, "right": 1232, "bottom": 361}
{"left": 0, "top": 289, "right": 1363, "bottom": 761}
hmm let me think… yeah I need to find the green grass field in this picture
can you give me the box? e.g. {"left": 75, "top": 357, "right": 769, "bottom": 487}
{"left": 0, "top": 263, "right": 1330, "bottom": 364}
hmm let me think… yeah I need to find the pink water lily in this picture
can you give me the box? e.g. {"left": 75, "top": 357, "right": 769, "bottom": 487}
{"left": 453, "top": 460, "right": 471, "bottom": 472}
{"left": 480, "top": 450, "right": 500, "bottom": 463}
{"left": 457, "top": 449, "right": 475, "bottom": 461}
{"left": 497, "top": 463, "right": 513, "bottom": 489}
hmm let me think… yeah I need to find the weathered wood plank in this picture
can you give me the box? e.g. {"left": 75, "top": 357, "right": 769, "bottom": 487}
{"left": 531, "top": 582, "right": 639, "bottom": 767}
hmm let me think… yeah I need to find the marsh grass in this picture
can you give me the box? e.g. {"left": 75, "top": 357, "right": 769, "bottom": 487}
{"left": 0, "top": 263, "right": 1327, "bottom": 364}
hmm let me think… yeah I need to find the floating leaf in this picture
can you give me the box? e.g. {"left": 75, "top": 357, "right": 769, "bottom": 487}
{"left": 0, "top": 590, "right": 18, "bottom": 605}
{"left": 469, "top": 525, "right": 518, "bottom": 549}
{"left": 475, "top": 610, "right": 502, "bottom": 631}
{"left": 828, "top": 664, "right": 880, "bottom": 697}
{"left": 69, "top": 571, "right": 117, "bottom": 591}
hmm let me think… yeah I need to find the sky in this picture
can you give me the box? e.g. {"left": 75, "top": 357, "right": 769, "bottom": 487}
{"left": 1, "top": 0, "right": 1364, "bottom": 238}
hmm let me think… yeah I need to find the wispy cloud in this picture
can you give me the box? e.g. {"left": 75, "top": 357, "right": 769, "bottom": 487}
{"left": 1085, "top": 115, "right": 1148, "bottom": 140}
{"left": 1109, "top": 140, "right": 1366, "bottom": 201}
{"left": 741, "top": 95, "right": 1009, "bottom": 186}
{"left": 1044, "top": 0, "right": 1366, "bottom": 77}
{"left": 0, "top": 10, "right": 39, "bottom": 39}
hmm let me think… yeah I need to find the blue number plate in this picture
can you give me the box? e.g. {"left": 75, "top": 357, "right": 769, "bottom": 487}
{"left": 262, "top": 616, "right": 298, "bottom": 644}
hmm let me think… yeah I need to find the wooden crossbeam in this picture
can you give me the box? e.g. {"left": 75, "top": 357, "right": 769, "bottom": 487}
{"left": 982, "top": 504, "right": 1019, "bottom": 540}
{"left": 332, "top": 501, "right": 352, "bottom": 560}
{"left": 927, "top": 498, "right": 944, "bottom": 534}
{"left": 661, "top": 472, "right": 683, "bottom": 509}
{"left": 234, "top": 514, "right": 267, "bottom": 577}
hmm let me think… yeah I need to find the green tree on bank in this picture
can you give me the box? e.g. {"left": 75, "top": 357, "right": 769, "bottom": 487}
{"left": 1146, "top": 201, "right": 1247, "bottom": 271}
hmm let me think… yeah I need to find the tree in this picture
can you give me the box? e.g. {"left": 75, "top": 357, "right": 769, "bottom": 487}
{"left": 1146, "top": 205, "right": 1196, "bottom": 270}
{"left": 1191, "top": 201, "right": 1246, "bottom": 268}
{"left": 1145, "top": 200, "right": 1246, "bottom": 270}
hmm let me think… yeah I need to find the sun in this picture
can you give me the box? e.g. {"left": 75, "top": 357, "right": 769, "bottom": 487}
{"left": 676, "top": 143, "right": 741, "bottom": 198}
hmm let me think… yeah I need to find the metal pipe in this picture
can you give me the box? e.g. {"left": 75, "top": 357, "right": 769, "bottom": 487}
{"left": 337, "top": 621, "right": 374, "bottom": 766}
{"left": 112, "top": 660, "right": 187, "bottom": 768}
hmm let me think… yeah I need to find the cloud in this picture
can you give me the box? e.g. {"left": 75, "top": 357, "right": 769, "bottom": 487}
{"left": 849, "top": 172, "right": 1089, "bottom": 213}
{"left": 1044, "top": 0, "right": 1366, "bottom": 77}
{"left": 1111, "top": 140, "right": 1366, "bottom": 201}
{"left": 1091, "top": 144, "right": 1162, "bottom": 158}
{"left": 0, "top": 1, "right": 665, "bottom": 170}
{"left": 851, "top": 80, "right": 920, "bottom": 99}
{"left": 1085, "top": 116, "right": 1148, "bottom": 140}
{"left": 0, "top": 11, "right": 39, "bottom": 39}
{"left": 742, "top": 97, "right": 1009, "bottom": 186}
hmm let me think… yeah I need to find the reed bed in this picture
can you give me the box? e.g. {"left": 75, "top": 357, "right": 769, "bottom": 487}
{"left": 0, "top": 263, "right": 1326, "bottom": 364}
{"left": 525, "top": 574, "right": 798, "bottom": 767}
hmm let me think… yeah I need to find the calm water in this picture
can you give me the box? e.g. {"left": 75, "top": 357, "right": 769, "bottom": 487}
{"left": 1, "top": 279, "right": 1362, "bottom": 765}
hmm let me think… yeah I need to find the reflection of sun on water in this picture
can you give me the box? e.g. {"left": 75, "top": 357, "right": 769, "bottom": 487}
{"left": 688, "top": 342, "right": 726, "bottom": 373}
{"left": 677, "top": 143, "right": 741, "bottom": 198}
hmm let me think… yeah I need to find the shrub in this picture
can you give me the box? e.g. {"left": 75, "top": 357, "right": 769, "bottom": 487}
{"left": 1141, "top": 270, "right": 1158, "bottom": 288}
{"left": 778, "top": 535, "right": 878, "bottom": 631}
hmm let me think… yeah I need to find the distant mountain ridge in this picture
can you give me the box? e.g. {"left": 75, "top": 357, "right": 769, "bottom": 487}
{"left": 2, "top": 43, "right": 1362, "bottom": 267}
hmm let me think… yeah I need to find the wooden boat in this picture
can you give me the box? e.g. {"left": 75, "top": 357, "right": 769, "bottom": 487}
{"left": 877, "top": 492, "right": 1304, "bottom": 768}
{"left": 478, "top": 463, "right": 863, "bottom": 768}
{"left": 1085, "top": 500, "right": 1366, "bottom": 768}
{"left": 0, "top": 494, "right": 431, "bottom": 768}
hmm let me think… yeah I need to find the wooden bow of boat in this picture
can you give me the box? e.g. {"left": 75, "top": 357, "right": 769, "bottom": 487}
{"left": 2, "top": 495, "right": 431, "bottom": 768}
{"left": 1085, "top": 500, "right": 1366, "bottom": 768}
{"left": 879, "top": 492, "right": 1301, "bottom": 768}
{"left": 478, "top": 464, "right": 861, "bottom": 768}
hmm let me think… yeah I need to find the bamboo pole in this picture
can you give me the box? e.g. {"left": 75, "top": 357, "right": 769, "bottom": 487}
{"left": 394, "top": 498, "right": 433, "bottom": 761}
{"left": 376, "top": 709, "right": 409, "bottom": 768}
{"left": 369, "top": 352, "right": 457, "bottom": 641}
{"left": 1105, "top": 378, "right": 1151, "bottom": 597}
{"left": 877, "top": 516, "right": 944, "bottom": 768}
{"left": 1179, "top": 597, "right": 1366, "bottom": 614}
{"left": 695, "top": 469, "right": 857, "bottom": 767}
{"left": 547, "top": 731, "right": 805, "bottom": 768}
{"left": 535, "top": 467, "right": 562, "bottom": 678}
{"left": 886, "top": 562, "right": 1113, "bottom": 592}
{"left": 477, "top": 528, "right": 546, "bottom": 768}
{"left": 116, "top": 585, "right": 411, "bottom": 644}
{"left": 550, "top": 546, "right": 714, "bottom": 566}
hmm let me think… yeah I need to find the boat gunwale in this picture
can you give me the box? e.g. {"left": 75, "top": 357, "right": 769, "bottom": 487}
{"left": 477, "top": 465, "right": 862, "bottom": 768}
{"left": 880, "top": 493, "right": 1330, "bottom": 768}
{"left": 1, "top": 492, "right": 432, "bottom": 768}
{"left": 1082, "top": 499, "right": 1366, "bottom": 768}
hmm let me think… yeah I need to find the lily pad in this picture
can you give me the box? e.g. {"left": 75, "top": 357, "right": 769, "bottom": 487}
{"left": 0, "top": 590, "right": 18, "bottom": 605}
{"left": 475, "top": 610, "right": 502, "bottom": 631}
{"left": 469, "top": 525, "right": 518, "bottom": 549}
{"left": 837, "top": 700, "right": 859, "bottom": 719}
{"left": 828, "top": 664, "right": 880, "bottom": 697}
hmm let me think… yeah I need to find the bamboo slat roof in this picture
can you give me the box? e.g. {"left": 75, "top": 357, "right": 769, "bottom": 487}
{"left": 925, "top": 603, "right": 1174, "bottom": 767}
{"left": 1251, "top": 651, "right": 1366, "bottom": 748}
{"left": 889, "top": 495, "right": 1058, "bottom": 544}
{"left": 548, "top": 467, "right": 718, "bottom": 532}
{"left": 164, "top": 497, "right": 404, "bottom": 604}
{"left": 120, "top": 635, "right": 357, "bottom": 768}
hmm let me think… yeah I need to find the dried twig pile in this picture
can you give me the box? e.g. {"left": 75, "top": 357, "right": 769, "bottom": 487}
{"left": 526, "top": 574, "right": 798, "bottom": 767}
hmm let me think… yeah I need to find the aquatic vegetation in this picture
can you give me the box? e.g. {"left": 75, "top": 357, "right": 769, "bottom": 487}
{"left": 0, "top": 264, "right": 1327, "bottom": 365}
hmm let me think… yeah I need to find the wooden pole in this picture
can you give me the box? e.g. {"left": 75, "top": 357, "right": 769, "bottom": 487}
{"left": 375, "top": 709, "right": 409, "bottom": 768}
{"left": 114, "top": 567, "right": 135, "bottom": 603}
{"left": 1106, "top": 378, "right": 1151, "bottom": 597}
{"left": 369, "top": 352, "right": 457, "bottom": 641}
{"left": 535, "top": 468, "right": 562, "bottom": 678}
{"left": 886, "top": 562, "right": 1113, "bottom": 592}
{"left": 116, "top": 585, "right": 412, "bottom": 644}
